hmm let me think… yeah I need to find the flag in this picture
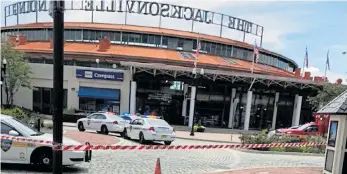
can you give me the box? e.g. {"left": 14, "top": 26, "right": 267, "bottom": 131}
{"left": 326, "top": 50, "right": 330, "bottom": 71}
{"left": 194, "top": 37, "right": 201, "bottom": 67}
{"left": 250, "top": 40, "right": 259, "bottom": 74}
{"left": 253, "top": 40, "right": 259, "bottom": 63}
{"left": 196, "top": 37, "right": 201, "bottom": 56}
{"left": 304, "top": 46, "right": 308, "bottom": 68}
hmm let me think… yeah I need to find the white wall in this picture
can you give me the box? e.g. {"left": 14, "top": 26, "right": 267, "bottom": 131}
{"left": 12, "top": 63, "right": 131, "bottom": 113}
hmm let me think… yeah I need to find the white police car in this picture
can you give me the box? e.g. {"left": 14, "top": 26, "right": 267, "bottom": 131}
{"left": 76, "top": 112, "right": 127, "bottom": 136}
{"left": 124, "top": 116, "right": 176, "bottom": 145}
{"left": 0, "top": 114, "right": 91, "bottom": 167}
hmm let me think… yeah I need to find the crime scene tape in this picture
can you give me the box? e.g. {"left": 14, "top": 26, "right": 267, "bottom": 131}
{"left": 54, "top": 142, "right": 326, "bottom": 151}
{"left": 1, "top": 135, "right": 326, "bottom": 151}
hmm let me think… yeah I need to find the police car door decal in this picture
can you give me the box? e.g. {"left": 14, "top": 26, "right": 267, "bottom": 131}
{"left": 1, "top": 138, "right": 13, "bottom": 152}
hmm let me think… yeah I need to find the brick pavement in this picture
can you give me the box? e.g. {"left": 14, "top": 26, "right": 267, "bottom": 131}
{"left": 210, "top": 167, "right": 322, "bottom": 174}
{"left": 64, "top": 130, "right": 120, "bottom": 145}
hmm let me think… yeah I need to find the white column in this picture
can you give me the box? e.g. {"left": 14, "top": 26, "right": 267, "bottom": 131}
{"left": 188, "top": 86, "right": 196, "bottom": 128}
{"left": 293, "top": 96, "right": 302, "bottom": 126}
{"left": 129, "top": 81, "right": 137, "bottom": 114}
{"left": 244, "top": 90, "right": 253, "bottom": 130}
{"left": 228, "top": 88, "right": 236, "bottom": 128}
{"left": 181, "top": 84, "right": 189, "bottom": 117}
{"left": 291, "top": 94, "right": 299, "bottom": 126}
{"left": 271, "top": 92, "right": 280, "bottom": 130}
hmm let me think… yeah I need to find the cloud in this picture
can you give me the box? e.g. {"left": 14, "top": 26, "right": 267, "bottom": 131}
{"left": 304, "top": 66, "right": 347, "bottom": 84}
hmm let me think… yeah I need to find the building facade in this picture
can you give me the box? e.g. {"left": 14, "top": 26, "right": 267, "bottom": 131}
{"left": 8, "top": 63, "right": 130, "bottom": 115}
{"left": 1, "top": 21, "right": 323, "bottom": 130}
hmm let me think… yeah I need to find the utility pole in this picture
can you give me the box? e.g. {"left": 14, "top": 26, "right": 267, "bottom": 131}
{"left": 51, "top": 1, "right": 64, "bottom": 174}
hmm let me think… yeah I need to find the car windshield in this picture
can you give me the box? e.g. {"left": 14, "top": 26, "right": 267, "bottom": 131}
{"left": 147, "top": 119, "right": 170, "bottom": 127}
{"left": 297, "top": 123, "right": 312, "bottom": 130}
{"left": 121, "top": 116, "right": 132, "bottom": 121}
{"left": 107, "top": 115, "right": 122, "bottom": 120}
{"left": 5, "top": 118, "right": 43, "bottom": 136}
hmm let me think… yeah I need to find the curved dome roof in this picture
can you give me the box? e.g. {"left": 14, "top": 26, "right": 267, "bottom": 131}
{"left": 2, "top": 22, "right": 298, "bottom": 68}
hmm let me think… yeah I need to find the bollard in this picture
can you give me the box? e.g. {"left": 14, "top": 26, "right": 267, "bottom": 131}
{"left": 37, "top": 118, "right": 41, "bottom": 132}
{"left": 85, "top": 142, "right": 92, "bottom": 162}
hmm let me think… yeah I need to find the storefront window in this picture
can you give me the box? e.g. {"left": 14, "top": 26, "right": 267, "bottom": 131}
{"left": 32, "top": 87, "right": 67, "bottom": 114}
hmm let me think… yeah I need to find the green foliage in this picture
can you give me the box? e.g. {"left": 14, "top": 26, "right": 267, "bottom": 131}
{"left": 308, "top": 83, "right": 347, "bottom": 111}
{"left": 1, "top": 107, "right": 28, "bottom": 122}
{"left": 63, "top": 108, "right": 76, "bottom": 114}
{"left": 240, "top": 133, "right": 301, "bottom": 145}
{"left": 239, "top": 133, "right": 326, "bottom": 154}
{"left": 1, "top": 42, "right": 32, "bottom": 106}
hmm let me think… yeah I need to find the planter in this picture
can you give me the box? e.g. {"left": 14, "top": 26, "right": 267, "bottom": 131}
{"left": 63, "top": 114, "right": 87, "bottom": 123}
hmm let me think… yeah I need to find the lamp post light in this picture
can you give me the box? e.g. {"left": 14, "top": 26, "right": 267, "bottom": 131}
{"left": 112, "top": 64, "right": 117, "bottom": 69}
{"left": 190, "top": 68, "right": 204, "bottom": 136}
{"left": 95, "top": 58, "right": 100, "bottom": 68}
{"left": 1, "top": 58, "right": 7, "bottom": 106}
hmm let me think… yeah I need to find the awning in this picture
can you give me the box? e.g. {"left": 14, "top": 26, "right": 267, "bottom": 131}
{"left": 78, "top": 87, "right": 120, "bottom": 101}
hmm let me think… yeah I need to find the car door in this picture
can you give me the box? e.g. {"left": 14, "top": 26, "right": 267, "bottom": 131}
{"left": 1, "top": 122, "right": 28, "bottom": 163}
{"left": 128, "top": 119, "right": 141, "bottom": 139}
{"left": 306, "top": 125, "right": 319, "bottom": 136}
{"left": 92, "top": 114, "right": 107, "bottom": 130}
{"left": 84, "top": 114, "right": 97, "bottom": 130}
{"left": 133, "top": 119, "right": 145, "bottom": 139}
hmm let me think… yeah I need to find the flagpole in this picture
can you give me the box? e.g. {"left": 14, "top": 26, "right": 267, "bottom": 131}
{"left": 324, "top": 50, "right": 329, "bottom": 82}
{"left": 302, "top": 59, "right": 305, "bottom": 77}
{"left": 324, "top": 63, "right": 327, "bottom": 82}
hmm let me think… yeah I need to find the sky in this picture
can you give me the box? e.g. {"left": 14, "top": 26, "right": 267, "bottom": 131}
{"left": 1, "top": 0, "right": 347, "bottom": 84}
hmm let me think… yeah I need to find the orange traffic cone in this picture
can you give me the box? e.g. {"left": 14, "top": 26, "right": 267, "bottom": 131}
{"left": 154, "top": 158, "right": 161, "bottom": 174}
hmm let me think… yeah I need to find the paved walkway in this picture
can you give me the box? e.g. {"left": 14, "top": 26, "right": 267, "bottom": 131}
{"left": 44, "top": 120, "right": 242, "bottom": 143}
{"left": 64, "top": 130, "right": 120, "bottom": 145}
{"left": 210, "top": 167, "right": 322, "bottom": 174}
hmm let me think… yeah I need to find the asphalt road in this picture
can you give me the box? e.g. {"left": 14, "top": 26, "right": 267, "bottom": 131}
{"left": 1, "top": 126, "right": 325, "bottom": 174}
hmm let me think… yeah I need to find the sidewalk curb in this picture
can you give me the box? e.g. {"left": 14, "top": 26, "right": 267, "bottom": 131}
{"left": 63, "top": 123, "right": 75, "bottom": 127}
{"left": 235, "top": 148, "right": 325, "bottom": 157}
{"left": 176, "top": 137, "right": 241, "bottom": 144}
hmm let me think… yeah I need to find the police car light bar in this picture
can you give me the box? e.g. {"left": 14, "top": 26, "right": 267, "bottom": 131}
{"left": 141, "top": 115, "right": 162, "bottom": 119}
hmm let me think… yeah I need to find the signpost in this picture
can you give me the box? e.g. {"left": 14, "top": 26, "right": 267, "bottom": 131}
{"left": 50, "top": 1, "right": 65, "bottom": 174}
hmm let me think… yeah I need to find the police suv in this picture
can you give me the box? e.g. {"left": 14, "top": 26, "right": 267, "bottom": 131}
{"left": 76, "top": 112, "right": 127, "bottom": 136}
{"left": 0, "top": 114, "right": 91, "bottom": 167}
{"left": 123, "top": 116, "right": 176, "bottom": 145}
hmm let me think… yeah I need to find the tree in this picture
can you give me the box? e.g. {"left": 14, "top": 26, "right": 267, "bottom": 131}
{"left": 308, "top": 83, "right": 347, "bottom": 111}
{"left": 1, "top": 42, "right": 32, "bottom": 106}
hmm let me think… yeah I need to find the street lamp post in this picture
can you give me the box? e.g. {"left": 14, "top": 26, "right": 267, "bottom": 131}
{"left": 52, "top": 1, "right": 65, "bottom": 174}
{"left": 1, "top": 58, "right": 7, "bottom": 106}
{"left": 96, "top": 58, "right": 100, "bottom": 68}
{"left": 190, "top": 68, "right": 204, "bottom": 136}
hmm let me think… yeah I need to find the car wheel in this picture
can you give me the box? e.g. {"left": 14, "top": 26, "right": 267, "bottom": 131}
{"left": 78, "top": 122, "right": 85, "bottom": 132}
{"left": 164, "top": 141, "right": 172, "bottom": 145}
{"left": 101, "top": 125, "right": 109, "bottom": 135}
{"left": 139, "top": 132, "right": 146, "bottom": 144}
{"left": 31, "top": 147, "right": 52, "bottom": 170}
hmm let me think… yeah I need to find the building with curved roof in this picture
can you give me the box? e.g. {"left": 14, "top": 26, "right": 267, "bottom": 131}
{"left": 0, "top": 0, "right": 325, "bottom": 130}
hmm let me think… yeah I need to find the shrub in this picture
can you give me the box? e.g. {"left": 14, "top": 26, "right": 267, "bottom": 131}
{"left": 1, "top": 107, "right": 28, "bottom": 121}
{"left": 239, "top": 133, "right": 325, "bottom": 154}
{"left": 1, "top": 106, "right": 43, "bottom": 126}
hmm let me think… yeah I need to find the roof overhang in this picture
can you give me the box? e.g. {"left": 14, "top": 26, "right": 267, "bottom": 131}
{"left": 121, "top": 61, "right": 322, "bottom": 90}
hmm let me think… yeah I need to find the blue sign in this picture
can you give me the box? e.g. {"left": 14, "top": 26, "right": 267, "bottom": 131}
{"left": 76, "top": 69, "right": 123, "bottom": 81}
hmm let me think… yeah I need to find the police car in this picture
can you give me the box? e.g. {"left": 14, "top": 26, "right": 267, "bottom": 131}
{"left": 76, "top": 112, "right": 127, "bottom": 136}
{"left": 0, "top": 114, "right": 91, "bottom": 167}
{"left": 124, "top": 116, "right": 176, "bottom": 145}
